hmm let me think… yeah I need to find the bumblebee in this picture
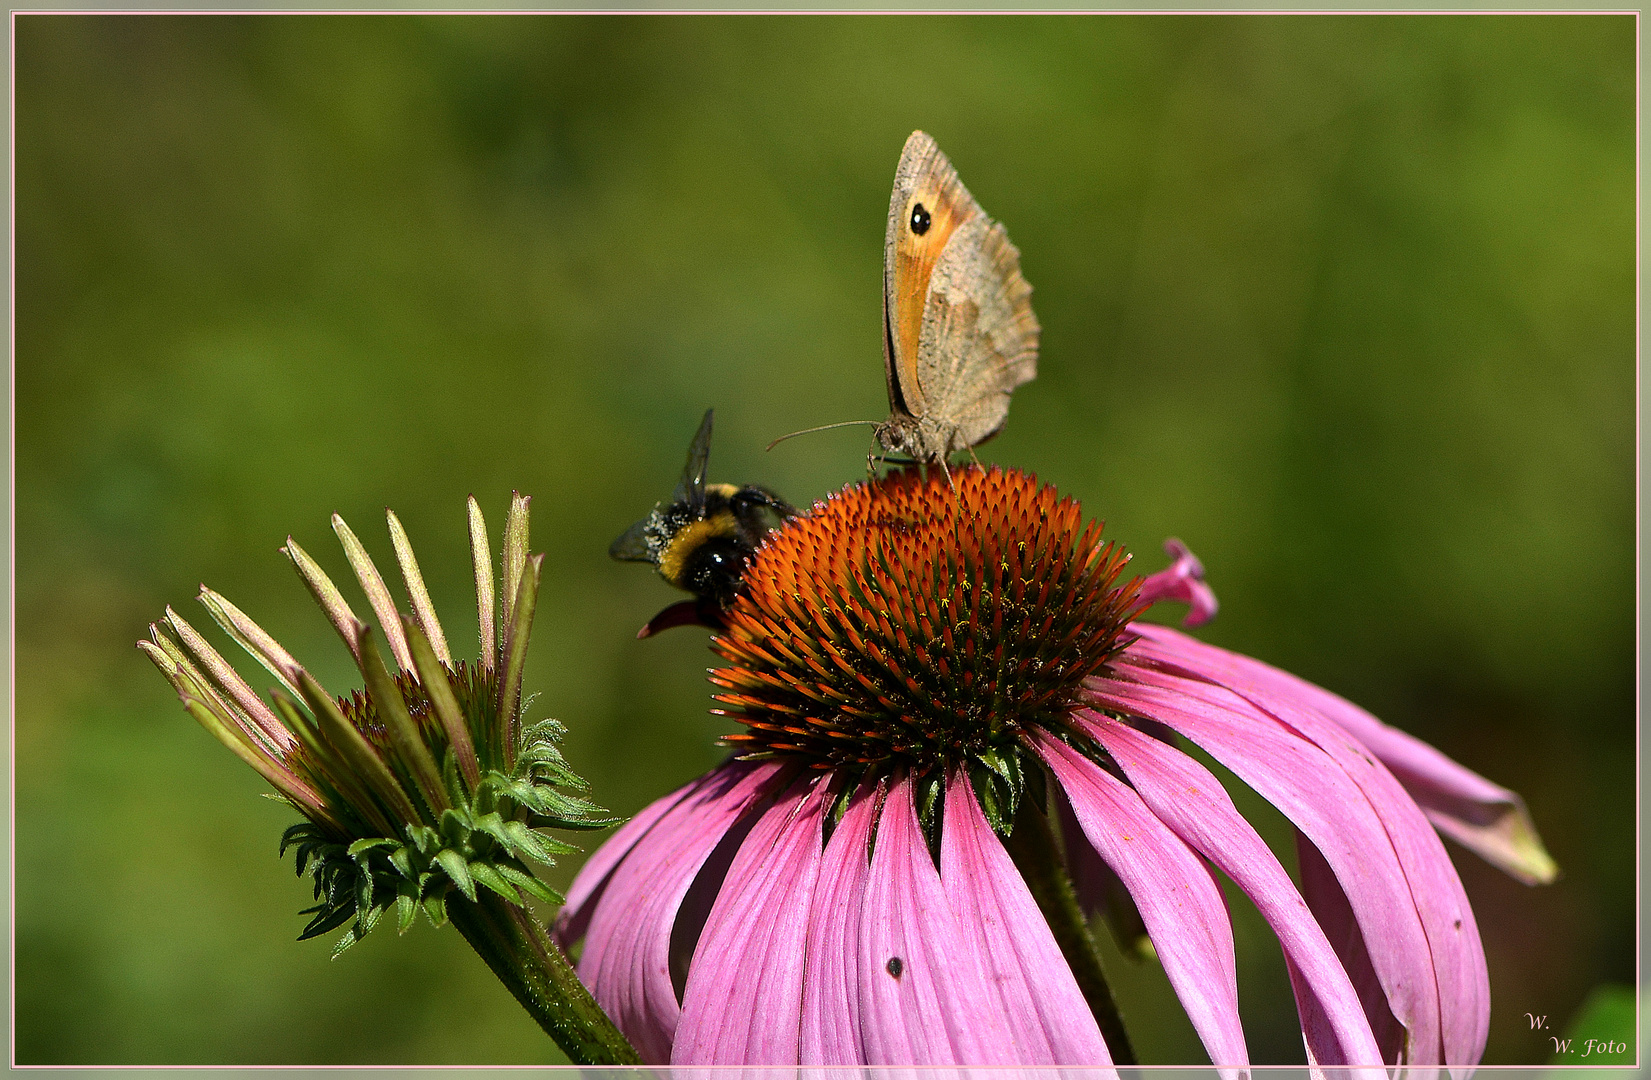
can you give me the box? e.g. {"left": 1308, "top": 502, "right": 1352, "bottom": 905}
{"left": 611, "top": 409, "right": 795, "bottom": 637}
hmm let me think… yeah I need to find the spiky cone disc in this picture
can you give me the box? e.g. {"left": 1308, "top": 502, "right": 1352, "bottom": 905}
{"left": 709, "top": 466, "right": 1143, "bottom": 781}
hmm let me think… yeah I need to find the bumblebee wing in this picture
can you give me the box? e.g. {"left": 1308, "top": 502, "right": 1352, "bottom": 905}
{"left": 672, "top": 409, "right": 715, "bottom": 512}
{"left": 609, "top": 518, "right": 655, "bottom": 562}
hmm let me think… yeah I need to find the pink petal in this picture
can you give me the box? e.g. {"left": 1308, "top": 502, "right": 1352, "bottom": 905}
{"left": 1056, "top": 785, "right": 1152, "bottom": 959}
{"left": 574, "top": 759, "right": 785, "bottom": 1063}
{"left": 1087, "top": 668, "right": 1440, "bottom": 1068}
{"left": 1073, "top": 710, "right": 1385, "bottom": 1070}
{"left": 1136, "top": 539, "right": 1219, "bottom": 627}
{"left": 856, "top": 775, "right": 997, "bottom": 1065}
{"left": 1118, "top": 628, "right": 1490, "bottom": 1074}
{"left": 555, "top": 781, "right": 692, "bottom": 952}
{"left": 1034, "top": 733, "right": 1248, "bottom": 1074}
{"left": 1128, "top": 622, "right": 1554, "bottom": 885}
{"left": 1296, "top": 830, "right": 1410, "bottom": 1067}
{"left": 673, "top": 776, "right": 831, "bottom": 1064}
{"left": 800, "top": 784, "right": 879, "bottom": 1064}
{"left": 939, "top": 771, "right": 1114, "bottom": 1065}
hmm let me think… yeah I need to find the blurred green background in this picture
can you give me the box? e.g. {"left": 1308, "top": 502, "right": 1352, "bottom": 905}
{"left": 14, "top": 13, "right": 1634, "bottom": 1067}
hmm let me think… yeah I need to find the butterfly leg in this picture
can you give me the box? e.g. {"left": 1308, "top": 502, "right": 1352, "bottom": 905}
{"left": 938, "top": 455, "right": 957, "bottom": 493}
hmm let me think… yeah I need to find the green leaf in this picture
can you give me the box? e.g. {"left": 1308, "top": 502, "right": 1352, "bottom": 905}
{"left": 441, "top": 748, "right": 470, "bottom": 813}
{"left": 498, "top": 819, "right": 556, "bottom": 864}
{"left": 470, "top": 810, "right": 512, "bottom": 850}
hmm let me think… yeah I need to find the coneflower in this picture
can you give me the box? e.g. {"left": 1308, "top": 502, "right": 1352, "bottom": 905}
{"left": 557, "top": 466, "right": 1555, "bottom": 1069}
{"left": 140, "top": 495, "right": 640, "bottom": 1065}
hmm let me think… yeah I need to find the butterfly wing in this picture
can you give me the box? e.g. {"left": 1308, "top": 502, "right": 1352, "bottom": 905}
{"left": 883, "top": 131, "right": 983, "bottom": 422}
{"left": 913, "top": 211, "right": 1039, "bottom": 449}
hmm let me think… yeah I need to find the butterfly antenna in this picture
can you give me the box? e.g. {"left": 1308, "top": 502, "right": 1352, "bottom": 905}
{"left": 766, "top": 420, "right": 881, "bottom": 453}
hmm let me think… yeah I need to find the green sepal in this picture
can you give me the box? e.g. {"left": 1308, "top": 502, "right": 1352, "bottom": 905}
{"left": 495, "top": 861, "right": 562, "bottom": 906}
{"left": 395, "top": 884, "right": 419, "bottom": 935}
{"left": 406, "top": 824, "right": 441, "bottom": 856}
{"left": 421, "top": 887, "right": 448, "bottom": 928}
{"left": 915, "top": 771, "right": 944, "bottom": 863}
{"left": 439, "top": 808, "right": 472, "bottom": 849}
{"left": 509, "top": 820, "right": 577, "bottom": 860}
{"left": 442, "top": 749, "right": 470, "bottom": 813}
{"left": 468, "top": 859, "right": 523, "bottom": 904}
{"left": 297, "top": 901, "right": 357, "bottom": 942}
{"left": 434, "top": 848, "right": 476, "bottom": 901}
{"left": 969, "top": 748, "right": 1026, "bottom": 838}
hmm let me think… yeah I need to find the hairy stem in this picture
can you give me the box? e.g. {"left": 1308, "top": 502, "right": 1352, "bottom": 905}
{"left": 447, "top": 894, "right": 641, "bottom": 1065}
{"left": 1004, "top": 800, "right": 1137, "bottom": 1066}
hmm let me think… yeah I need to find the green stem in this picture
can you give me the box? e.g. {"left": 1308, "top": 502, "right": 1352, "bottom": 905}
{"left": 1004, "top": 801, "right": 1137, "bottom": 1066}
{"left": 447, "top": 893, "right": 641, "bottom": 1065}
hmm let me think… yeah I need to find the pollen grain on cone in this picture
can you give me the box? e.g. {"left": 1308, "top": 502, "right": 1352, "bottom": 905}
{"left": 709, "top": 466, "right": 1141, "bottom": 772}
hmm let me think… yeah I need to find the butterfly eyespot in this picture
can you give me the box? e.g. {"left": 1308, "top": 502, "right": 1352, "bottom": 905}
{"left": 909, "top": 203, "right": 931, "bottom": 235}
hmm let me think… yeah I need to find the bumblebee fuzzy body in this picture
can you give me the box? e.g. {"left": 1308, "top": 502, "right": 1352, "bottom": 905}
{"left": 611, "top": 410, "right": 794, "bottom": 632}
{"left": 630, "top": 480, "right": 790, "bottom": 608}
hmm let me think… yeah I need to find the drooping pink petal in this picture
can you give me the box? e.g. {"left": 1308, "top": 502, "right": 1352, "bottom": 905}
{"left": 1087, "top": 666, "right": 1441, "bottom": 1069}
{"left": 555, "top": 781, "right": 694, "bottom": 952}
{"left": 673, "top": 776, "right": 831, "bottom": 1064}
{"left": 1296, "top": 830, "right": 1410, "bottom": 1067}
{"left": 573, "top": 759, "right": 786, "bottom": 1063}
{"left": 939, "top": 770, "right": 1114, "bottom": 1066}
{"left": 856, "top": 775, "right": 998, "bottom": 1065}
{"left": 1034, "top": 733, "right": 1248, "bottom": 1074}
{"left": 1072, "top": 710, "right": 1385, "bottom": 1071}
{"left": 1127, "top": 622, "right": 1554, "bottom": 885}
{"left": 1136, "top": 539, "right": 1219, "bottom": 627}
{"left": 1116, "top": 628, "right": 1491, "bottom": 1074}
{"left": 801, "top": 784, "right": 878, "bottom": 1064}
{"left": 1056, "top": 785, "right": 1153, "bottom": 960}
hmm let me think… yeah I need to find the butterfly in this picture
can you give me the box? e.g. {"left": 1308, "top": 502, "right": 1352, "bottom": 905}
{"left": 873, "top": 130, "right": 1040, "bottom": 466}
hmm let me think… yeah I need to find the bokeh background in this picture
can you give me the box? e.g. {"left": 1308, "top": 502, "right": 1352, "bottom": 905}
{"left": 14, "top": 13, "right": 1635, "bottom": 1067}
